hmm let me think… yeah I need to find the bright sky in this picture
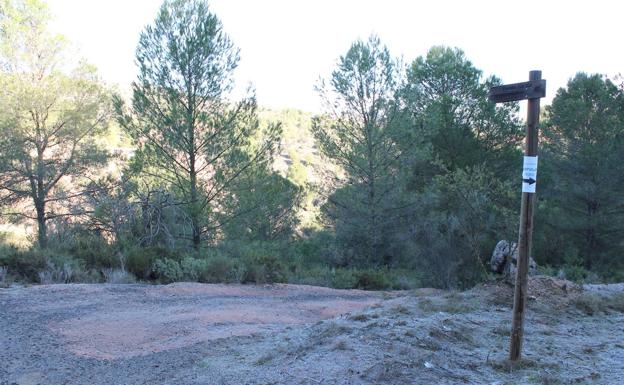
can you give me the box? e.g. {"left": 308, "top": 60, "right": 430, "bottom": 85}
{"left": 47, "top": 0, "right": 623, "bottom": 112}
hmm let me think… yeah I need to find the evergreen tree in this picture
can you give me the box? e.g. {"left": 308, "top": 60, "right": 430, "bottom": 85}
{"left": 403, "top": 46, "right": 522, "bottom": 182}
{"left": 0, "top": 0, "right": 110, "bottom": 249}
{"left": 220, "top": 164, "right": 303, "bottom": 243}
{"left": 116, "top": 0, "right": 280, "bottom": 250}
{"left": 312, "top": 36, "right": 413, "bottom": 266}
{"left": 398, "top": 47, "right": 522, "bottom": 286}
{"left": 539, "top": 73, "right": 624, "bottom": 274}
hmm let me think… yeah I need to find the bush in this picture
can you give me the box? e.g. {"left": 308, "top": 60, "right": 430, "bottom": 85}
{"left": 102, "top": 268, "right": 136, "bottom": 284}
{"left": 202, "top": 255, "right": 243, "bottom": 283}
{"left": 0, "top": 265, "right": 9, "bottom": 287}
{"left": 37, "top": 254, "right": 97, "bottom": 284}
{"left": 287, "top": 265, "right": 350, "bottom": 288}
{"left": 293, "top": 230, "right": 338, "bottom": 267}
{"left": 560, "top": 264, "right": 592, "bottom": 283}
{"left": 177, "top": 254, "right": 243, "bottom": 283}
{"left": 153, "top": 258, "right": 183, "bottom": 283}
{"left": 180, "top": 257, "right": 205, "bottom": 281}
{"left": 125, "top": 246, "right": 179, "bottom": 280}
{"left": 353, "top": 269, "right": 393, "bottom": 290}
{"left": 59, "top": 233, "right": 117, "bottom": 270}
{"left": 242, "top": 254, "right": 287, "bottom": 284}
{"left": 331, "top": 269, "right": 358, "bottom": 289}
{"left": 574, "top": 292, "right": 624, "bottom": 316}
{"left": 0, "top": 246, "right": 46, "bottom": 282}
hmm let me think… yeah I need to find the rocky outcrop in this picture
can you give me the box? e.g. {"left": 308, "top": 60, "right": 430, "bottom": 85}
{"left": 490, "top": 240, "right": 537, "bottom": 280}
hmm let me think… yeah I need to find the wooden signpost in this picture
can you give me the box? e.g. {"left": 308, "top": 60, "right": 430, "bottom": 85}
{"left": 488, "top": 71, "right": 546, "bottom": 361}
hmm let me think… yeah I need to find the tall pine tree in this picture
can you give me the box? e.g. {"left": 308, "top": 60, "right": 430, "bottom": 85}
{"left": 312, "top": 36, "right": 413, "bottom": 266}
{"left": 116, "top": 0, "right": 280, "bottom": 250}
{"left": 539, "top": 73, "right": 624, "bottom": 274}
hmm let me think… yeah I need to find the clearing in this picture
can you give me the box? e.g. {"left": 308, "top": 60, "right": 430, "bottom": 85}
{"left": 1, "top": 277, "right": 623, "bottom": 384}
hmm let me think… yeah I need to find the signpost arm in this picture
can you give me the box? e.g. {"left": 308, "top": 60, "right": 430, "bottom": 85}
{"left": 509, "top": 70, "right": 541, "bottom": 361}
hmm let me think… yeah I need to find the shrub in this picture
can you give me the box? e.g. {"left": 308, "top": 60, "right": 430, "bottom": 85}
{"left": 178, "top": 254, "right": 243, "bottom": 283}
{"left": 242, "top": 254, "right": 287, "bottom": 284}
{"left": 0, "top": 246, "right": 46, "bottom": 282}
{"left": 286, "top": 265, "right": 333, "bottom": 287}
{"left": 180, "top": 257, "right": 206, "bottom": 281}
{"left": 560, "top": 264, "right": 592, "bottom": 283}
{"left": 153, "top": 258, "right": 183, "bottom": 283}
{"left": 574, "top": 292, "right": 624, "bottom": 316}
{"left": 37, "top": 254, "right": 87, "bottom": 284}
{"left": 353, "top": 269, "right": 392, "bottom": 290}
{"left": 60, "top": 233, "right": 117, "bottom": 270}
{"left": 125, "top": 246, "right": 178, "bottom": 280}
{"left": 102, "top": 268, "right": 136, "bottom": 284}
{"left": 203, "top": 255, "right": 243, "bottom": 283}
{"left": 0, "top": 265, "right": 9, "bottom": 287}
{"left": 331, "top": 269, "right": 358, "bottom": 289}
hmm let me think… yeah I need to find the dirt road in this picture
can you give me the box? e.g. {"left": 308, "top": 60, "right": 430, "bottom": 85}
{"left": 1, "top": 278, "right": 623, "bottom": 384}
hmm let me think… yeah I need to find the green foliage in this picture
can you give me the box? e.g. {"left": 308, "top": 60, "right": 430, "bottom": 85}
{"left": 241, "top": 254, "right": 287, "bottom": 284}
{"left": 180, "top": 255, "right": 242, "bottom": 283}
{"left": 153, "top": 257, "right": 183, "bottom": 283}
{"left": 403, "top": 46, "right": 522, "bottom": 177}
{"left": 311, "top": 40, "right": 524, "bottom": 288}
{"left": 116, "top": 0, "right": 281, "bottom": 250}
{"left": 351, "top": 269, "right": 392, "bottom": 290}
{"left": 409, "top": 166, "right": 518, "bottom": 289}
{"left": 47, "top": 227, "right": 118, "bottom": 270}
{"left": 573, "top": 292, "right": 624, "bottom": 316}
{"left": 0, "top": 244, "right": 45, "bottom": 281}
{"left": 2, "top": 3, "right": 621, "bottom": 289}
{"left": 313, "top": 35, "right": 414, "bottom": 266}
{"left": 221, "top": 168, "right": 302, "bottom": 243}
{"left": 125, "top": 245, "right": 178, "bottom": 280}
{"left": 286, "top": 263, "right": 420, "bottom": 290}
{"left": 0, "top": 0, "right": 111, "bottom": 249}
{"left": 0, "top": 244, "right": 104, "bottom": 284}
{"left": 537, "top": 73, "right": 624, "bottom": 274}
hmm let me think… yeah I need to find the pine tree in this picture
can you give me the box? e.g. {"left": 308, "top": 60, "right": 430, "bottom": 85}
{"left": 312, "top": 36, "right": 413, "bottom": 266}
{"left": 540, "top": 73, "right": 624, "bottom": 273}
{"left": 116, "top": 0, "right": 280, "bottom": 250}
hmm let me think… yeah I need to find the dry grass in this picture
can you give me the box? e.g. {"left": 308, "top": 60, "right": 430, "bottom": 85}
{"left": 254, "top": 351, "right": 276, "bottom": 366}
{"left": 317, "top": 322, "right": 351, "bottom": 339}
{"left": 0, "top": 266, "right": 9, "bottom": 288}
{"left": 428, "top": 325, "right": 474, "bottom": 345}
{"left": 573, "top": 292, "right": 624, "bottom": 315}
{"left": 102, "top": 268, "right": 136, "bottom": 284}
{"left": 332, "top": 339, "right": 349, "bottom": 351}
{"left": 491, "top": 324, "right": 510, "bottom": 337}
{"left": 390, "top": 305, "right": 411, "bottom": 315}
{"left": 490, "top": 358, "right": 560, "bottom": 374}
{"left": 418, "top": 294, "right": 478, "bottom": 314}
{"left": 349, "top": 314, "right": 369, "bottom": 322}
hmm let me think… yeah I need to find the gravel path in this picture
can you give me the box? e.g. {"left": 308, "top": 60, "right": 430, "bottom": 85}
{"left": 1, "top": 278, "right": 623, "bottom": 384}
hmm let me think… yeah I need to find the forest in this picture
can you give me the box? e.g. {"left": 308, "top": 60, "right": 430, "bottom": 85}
{"left": 1, "top": 0, "right": 623, "bottom": 290}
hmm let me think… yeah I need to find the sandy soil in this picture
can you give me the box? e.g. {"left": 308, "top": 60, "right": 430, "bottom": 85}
{"left": 1, "top": 278, "right": 623, "bottom": 385}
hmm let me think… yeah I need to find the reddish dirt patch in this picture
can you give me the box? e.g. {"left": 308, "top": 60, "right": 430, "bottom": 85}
{"left": 46, "top": 283, "right": 382, "bottom": 360}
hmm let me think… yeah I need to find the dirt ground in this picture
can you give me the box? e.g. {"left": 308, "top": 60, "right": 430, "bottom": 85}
{"left": 1, "top": 278, "right": 623, "bottom": 385}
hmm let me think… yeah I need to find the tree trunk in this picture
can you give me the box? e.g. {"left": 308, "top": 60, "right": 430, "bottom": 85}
{"left": 35, "top": 145, "right": 48, "bottom": 249}
{"left": 190, "top": 166, "right": 201, "bottom": 251}
{"left": 35, "top": 199, "right": 47, "bottom": 249}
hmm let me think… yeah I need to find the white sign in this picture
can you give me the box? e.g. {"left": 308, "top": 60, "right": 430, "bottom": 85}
{"left": 522, "top": 156, "right": 538, "bottom": 193}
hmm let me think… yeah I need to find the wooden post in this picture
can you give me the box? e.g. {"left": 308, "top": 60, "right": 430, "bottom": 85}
{"left": 509, "top": 70, "right": 542, "bottom": 361}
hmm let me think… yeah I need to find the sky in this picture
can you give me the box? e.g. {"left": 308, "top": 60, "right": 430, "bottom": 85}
{"left": 46, "top": 0, "right": 623, "bottom": 113}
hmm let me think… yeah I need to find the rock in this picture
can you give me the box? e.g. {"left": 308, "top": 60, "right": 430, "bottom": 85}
{"left": 490, "top": 240, "right": 537, "bottom": 280}
{"left": 490, "top": 240, "right": 514, "bottom": 273}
